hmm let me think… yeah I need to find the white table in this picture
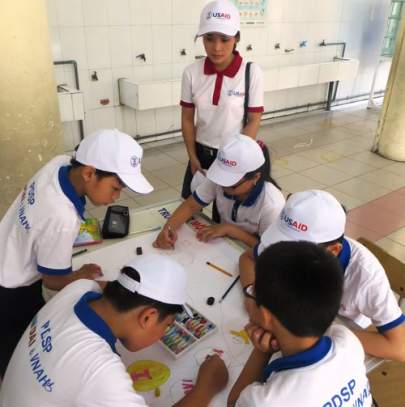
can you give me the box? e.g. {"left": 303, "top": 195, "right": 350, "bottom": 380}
{"left": 73, "top": 201, "right": 382, "bottom": 406}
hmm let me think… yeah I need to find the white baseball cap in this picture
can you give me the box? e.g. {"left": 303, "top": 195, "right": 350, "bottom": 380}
{"left": 206, "top": 134, "right": 265, "bottom": 187}
{"left": 118, "top": 253, "right": 192, "bottom": 317}
{"left": 260, "top": 190, "right": 346, "bottom": 251}
{"left": 197, "top": 0, "right": 240, "bottom": 37}
{"left": 75, "top": 129, "right": 153, "bottom": 194}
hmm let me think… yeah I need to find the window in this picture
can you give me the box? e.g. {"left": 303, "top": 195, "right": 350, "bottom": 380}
{"left": 382, "top": 0, "right": 405, "bottom": 56}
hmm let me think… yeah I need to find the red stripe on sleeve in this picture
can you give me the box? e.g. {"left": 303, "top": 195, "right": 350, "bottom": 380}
{"left": 247, "top": 106, "right": 264, "bottom": 113}
{"left": 180, "top": 100, "right": 195, "bottom": 108}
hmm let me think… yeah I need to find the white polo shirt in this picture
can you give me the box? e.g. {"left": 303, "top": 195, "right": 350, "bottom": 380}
{"left": 0, "top": 156, "right": 84, "bottom": 288}
{"left": 339, "top": 237, "right": 405, "bottom": 330}
{"left": 254, "top": 236, "right": 405, "bottom": 332}
{"left": 180, "top": 51, "right": 264, "bottom": 149}
{"left": 0, "top": 279, "right": 148, "bottom": 407}
{"left": 236, "top": 324, "right": 371, "bottom": 407}
{"left": 193, "top": 179, "right": 285, "bottom": 236}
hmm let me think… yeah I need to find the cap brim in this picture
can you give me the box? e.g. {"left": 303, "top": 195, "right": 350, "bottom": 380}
{"left": 261, "top": 222, "right": 294, "bottom": 249}
{"left": 197, "top": 25, "right": 238, "bottom": 37}
{"left": 119, "top": 172, "right": 153, "bottom": 195}
{"left": 206, "top": 161, "right": 244, "bottom": 187}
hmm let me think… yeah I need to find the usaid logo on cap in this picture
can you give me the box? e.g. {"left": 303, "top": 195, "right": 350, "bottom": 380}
{"left": 280, "top": 211, "right": 308, "bottom": 232}
{"left": 207, "top": 11, "right": 231, "bottom": 20}
{"left": 218, "top": 152, "right": 237, "bottom": 167}
{"left": 130, "top": 155, "right": 140, "bottom": 168}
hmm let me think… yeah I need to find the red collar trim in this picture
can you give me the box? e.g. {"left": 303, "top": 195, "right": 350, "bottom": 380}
{"left": 204, "top": 51, "right": 242, "bottom": 78}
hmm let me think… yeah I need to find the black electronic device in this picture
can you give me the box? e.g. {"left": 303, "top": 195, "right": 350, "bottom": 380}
{"left": 102, "top": 205, "right": 130, "bottom": 239}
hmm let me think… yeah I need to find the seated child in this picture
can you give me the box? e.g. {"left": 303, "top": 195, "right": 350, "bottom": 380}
{"left": 0, "top": 253, "right": 228, "bottom": 407}
{"left": 228, "top": 241, "right": 372, "bottom": 407}
{"left": 154, "top": 134, "right": 284, "bottom": 249}
{"left": 239, "top": 190, "right": 405, "bottom": 362}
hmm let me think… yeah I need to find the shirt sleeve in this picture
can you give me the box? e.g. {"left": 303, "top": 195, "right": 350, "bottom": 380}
{"left": 192, "top": 178, "right": 217, "bottom": 207}
{"left": 257, "top": 186, "right": 285, "bottom": 236}
{"left": 253, "top": 242, "right": 264, "bottom": 260}
{"left": 247, "top": 63, "right": 264, "bottom": 113}
{"left": 235, "top": 381, "right": 274, "bottom": 407}
{"left": 361, "top": 266, "right": 405, "bottom": 331}
{"left": 77, "top": 357, "right": 149, "bottom": 407}
{"left": 35, "top": 217, "right": 79, "bottom": 275}
{"left": 180, "top": 66, "right": 194, "bottom": 108}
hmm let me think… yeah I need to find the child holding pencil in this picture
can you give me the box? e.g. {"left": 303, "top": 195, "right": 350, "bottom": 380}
{"left": 154, "top": 134, "right": 284, "bottom": 249}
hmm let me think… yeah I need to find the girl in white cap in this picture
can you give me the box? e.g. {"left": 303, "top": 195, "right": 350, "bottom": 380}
{"left": 180, "top": 0, "right": 264, "bottom": 202}
{"left": 154, "top": 134, "right": 284, "bottom": 249}
{"left": 0, "top": 128, "right": 153, "bottom": 377}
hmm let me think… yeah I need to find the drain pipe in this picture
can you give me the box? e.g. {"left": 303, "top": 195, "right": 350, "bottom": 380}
{"left": 53, "top": 60, "right": 84, "bottom": 140}
{"left": 135, "top": 90, "right": 384, "bottom": 144}
{"left": 319, "top": 40, "right": 347, "bottom": 110}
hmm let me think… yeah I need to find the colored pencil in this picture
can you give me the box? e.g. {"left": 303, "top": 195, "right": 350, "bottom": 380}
{"left": 206, "top": 261, "right": 233, "bottom": 277}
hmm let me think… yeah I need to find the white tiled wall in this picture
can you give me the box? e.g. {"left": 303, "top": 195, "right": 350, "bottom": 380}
{"left": 47, "top": 0, "right": 391, "bottom": 150}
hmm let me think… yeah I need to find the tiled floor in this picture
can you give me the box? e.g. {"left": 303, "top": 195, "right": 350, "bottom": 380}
{"left": 86, "top": 100, "right": 405, "bottom": 262}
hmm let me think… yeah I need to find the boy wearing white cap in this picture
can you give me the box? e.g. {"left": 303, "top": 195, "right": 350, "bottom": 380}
{"left": 229, "top": 241, "right": 372, "bottom": 407}
{"left": 180, "top": 0, "right": 264, "bottom": 199}
{"left": 239, "top": 190, "right": 405, "bottom": 362}
{"left": 0, "top": 254, "right": 228, "bottom": 406}
{"left": 154, "top": 134, "right": 284, "bottom": 249}
{"left": 0, "top": 128, "right": 153, "bottom": 376}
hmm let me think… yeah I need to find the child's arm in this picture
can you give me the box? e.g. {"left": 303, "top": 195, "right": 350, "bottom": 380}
{"left": 42, "top": 264, "right": 103, "bottom": 291}
{"left": 173, "top": 355, "right": 228, "bottom": 407}
{"left": 196, "top": 224, "right": 259, "bottom": 247}
{"left": 153, "top": 196, "right": 203, "bottom": 249}
{"left": 353, "top": 323, "right": 405, "bottom": 362}
{"left": 239, "top": 249, "right": 256, "bottom": 288}
{"left": 227, "top": 323, "right": 275, "bottom": 406}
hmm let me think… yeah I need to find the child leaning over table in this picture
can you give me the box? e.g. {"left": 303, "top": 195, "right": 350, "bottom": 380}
{"left": 228, "top": 241, "right": 372, "bottom": 407}
{"left": 0, "top": 254, "right": 228, "bottom": 407}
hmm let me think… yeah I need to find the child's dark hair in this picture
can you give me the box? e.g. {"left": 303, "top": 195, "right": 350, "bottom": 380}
{"left": 104, "top": 266, "right": 183, "bottom": 320}
{"left": 244, "top": 141, "right": 281, "bottom": 190}
{"left": 70, "top": 158, "right": 119, "bottom": 180}
{"left": 195, "top": 31, "right": 241, "bottom": 51}
{"left": 255, "top": 241, "right": 343, "bottom": 337}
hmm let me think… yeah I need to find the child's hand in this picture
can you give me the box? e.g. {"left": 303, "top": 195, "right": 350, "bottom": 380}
{"left": 75, "top": 264, "right": 103, "bottom": 280}
{"left": 245, "top": 322, "right": 279, "bottom": 354}
{"left": 196, "top": 224, "right": 228, "bottom": 242}
{"left": 153, "top": 226, "right": 177, "bottom": 249}
{"left": 196, "top": 354, "right": 229, "bottom": 394}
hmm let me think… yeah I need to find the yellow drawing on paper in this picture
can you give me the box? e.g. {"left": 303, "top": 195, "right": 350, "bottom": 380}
{"left": 230, "top": 329, "right": 250, "bottom": 344}
{"left": 127, "top": 360, "right": 170, "bottom": 397}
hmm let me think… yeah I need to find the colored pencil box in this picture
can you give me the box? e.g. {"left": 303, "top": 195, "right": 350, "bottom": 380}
{"left": 159, "top": 305, "right": 216, "bottom": 358}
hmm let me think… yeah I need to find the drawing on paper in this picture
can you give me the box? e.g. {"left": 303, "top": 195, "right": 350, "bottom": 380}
{"left": 127, "top": 360, "right": 170, "bottom": 397}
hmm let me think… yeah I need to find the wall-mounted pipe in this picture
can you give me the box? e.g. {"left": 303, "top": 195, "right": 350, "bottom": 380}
{"left": 53, "top": 60, "right": 84, "bottom": 140}
{"left": 319, "top": 40, "right": 347, "bottom": 110}
{"left": 134, "top": 90, "right": 385, "bottom": 143}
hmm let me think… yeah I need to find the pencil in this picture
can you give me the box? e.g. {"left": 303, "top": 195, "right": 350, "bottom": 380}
{"left": 72, "top": 249, "right": 88, "bottom": 257}
{"left": 206, "top": 261, "right": 233, "bottom": 277}
{"left": 219, "top": 276, "right": 240, "bottom": 303}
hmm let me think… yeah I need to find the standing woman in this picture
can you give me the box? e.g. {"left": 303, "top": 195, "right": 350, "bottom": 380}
{"left": 180, "top": 0, "right": 264, "bottom": 199}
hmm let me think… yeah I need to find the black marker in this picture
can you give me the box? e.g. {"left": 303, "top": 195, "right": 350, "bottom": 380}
{"left": 219, "top": 276, "right": 240, "bottom": 303}
{"left": 72, "top": 249, "right": 88, "bottom": 257}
